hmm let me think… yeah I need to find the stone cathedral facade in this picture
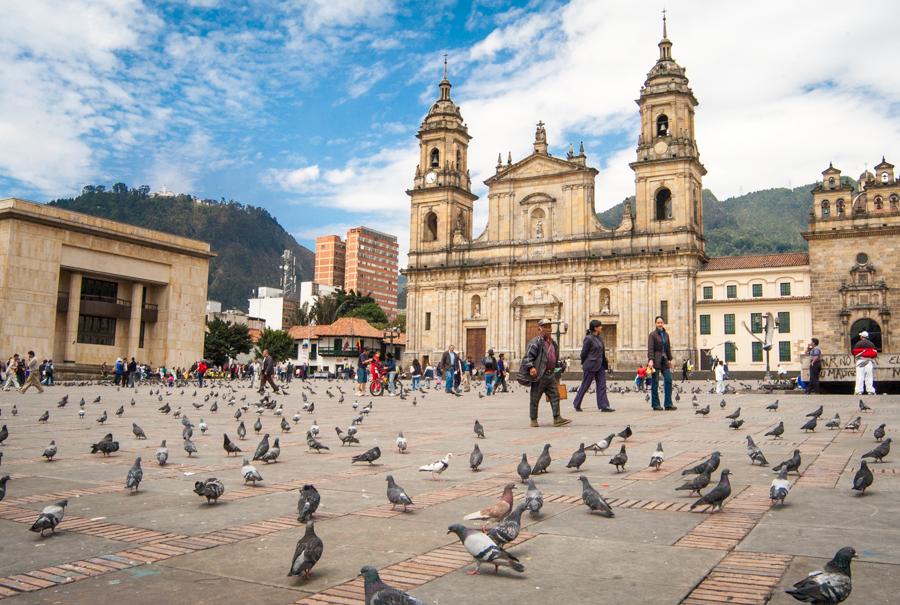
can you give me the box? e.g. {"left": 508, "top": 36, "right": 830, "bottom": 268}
{"left": 404, "top": 27, "right": 707, "bottom": 370}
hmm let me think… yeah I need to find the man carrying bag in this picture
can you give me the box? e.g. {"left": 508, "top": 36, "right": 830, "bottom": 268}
{"left": 518, "top": 319, "right": 572, "bottom": 428}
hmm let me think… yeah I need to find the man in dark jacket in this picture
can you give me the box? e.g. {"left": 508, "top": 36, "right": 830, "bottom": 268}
{"left": 521, "top": 319, "right": 572, "bottom": 427}
{"left": 647, "top": 316, "right": 676, "bottom": 410}
{"left": 439, "top": 345, "right": 462, "bottom": 393}
{"left": 258, "top": 349, "right": 279, "bottom": 394}
{"left": 572, "top": 320, "right": 614, "bottom": 412}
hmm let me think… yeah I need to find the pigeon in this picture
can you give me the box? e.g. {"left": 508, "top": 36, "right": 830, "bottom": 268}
{"left": 578, "top": 475, "right": 614, "bottom": 517}
{"left": 649, "top": 442, "right": 665, "bottom": 470}
{"left": 785, "top": 546, "right": 856, "bottom": 604}
{"left": 193, "top": 478, "right": 225, "bottom": 504}
{"left": 873, "top": 423, "right": 886, "bottom": 441}
{"left": 125, "top": 457, "right": 143, "bottom": 492}
{"left": 825, "top": 414, "right": 841, "bottom": 430}
{"left": 695, "top": 405, "right": 710, "bottom": 416}
{"left": 306, "top": 431, "right": 329, "bottom": 453}
{"left": 774, "top": 449, "right": 802, "bottom": 474}
{"left": 766, "top": 399, "right": 779, "bottom": 411}
{"left": 78, "top": 410, "right": 85, "bottom": 420}
{"left": 729, "top": 418, "right": 745, "bottom": 430}
{"left": 210, "top": 401, "right": 218, "bottom": 413}
{"left": 241, "top": 458, "right": 263, "bottom": 484}
{"left": 159, "top": 402, "right": 170, "bottom": 414}
{"left": 297, "top": 484, "right": 320, "bottom": 523}
{"left": 859, "top": 399, "right": 872, "bottom": 413}
{"left": 524, "top": 478, "right": 543, "bottom": 516}
{"left": 0, "top": 475, "right": 9, "bottom": 502}
{"left": 474, "top": 419, "right": 485, "bottom": 439}
{"left": 395, "top": 432, "right": 407, "bottom": 454}
{"left": 861, "top": 438, "right": 891, "bottom": 463}
{"left": 199, "top": 418, "right": 208, "bottom": 434}
{"left": 617, "top": 425, "right": 633, "bottom": 440}
{"left": 800, "top": 416, "right": 818, "bottom": 432}
{"left": 223, "top": 433, "right": 242, "bottom": 456}
{"left": 464, "top": 483, "right": 515, "bottom": 523}
{"left": 487, "top": 501, "right": 527, "bottom": 548}
{"left": 260, "top": 438, "right": 281, "bottom": 463}
{"left": 806, "top": 405, "right": 824, "bottom": 419}
{"left": 352, "top": 446, "right": 382, "bottom": 465}
{"left": 252, "top": 434, "right": 270, "bottom": 461}
{"left": 746, "top": 436, "right": 768, "bottom": 466}
{"left": 770, "top": 467, "right": 790, "bottom": 505}
{"left": 609, "top": 444, "right": 628, "bottom": 472}
{"left": 96, "top": 410, "right": 107, "bottom": 424}
{"left": 115, "top": 405, "right": 124, "bottom": 417}
{"left": 682, "top": 451, "right": 721, "bottom": 476}
{"left": 42, "top": 440, "right": 57, "bottom": 461}
{"left": 418, "top": 453, "right": 452, "bottom": 480}
{"left": 447, "top": 524, "right": 525, "bottom": 574}
{"left": 531, "top": 444, "right": 552, "bottom": 474}
{"left": 254, "top": 418, "right": 263, "bottom": 434}
{"left": 281, "top": 417, "right": 291, "bottom": 433}
{"left": 183, "top": 437, "right": 197, "bottom": 457}
{"left": 725, "top": 407, "right": 741, "bottom": 420}
{"left": 765, "top": 421, "right": 785, "bottom": 439}
{"left": 386, "top": 475, "right": 413, "bottom": 512}
{"left": 566, "top": 443, "right": 587, "bottom": 471}
{"left": 360, "top": 565, "right": 426, "bottom": 605}
{"left": 288, "top": 521, "right": 324, "bottom": 580}
{"left": 516, "top": 453, "right": 532, "bottom": 482}
{"left": 720, "top": 399, "right": 727, "bottom": 409}
{"left": 852, "top": 461, "right": 873, "bottom": 495}
{"left": 38, "top": 410, "right": 49, "bottom": 423}
{"left": 182, "top": 425, "right": 193, "bottom": 440}
{"left": 844, "top": 416, "right": 861, "bottom": 431}
{"left": 690, "top": 469, "right": 732, "bottom": 512}
{"left": 586, "top": 433, "right": 617, "bottom": 455}
{"left": 90, "top": 434, "right": 119, "bottom": 456}
{"left": 469, "top": 444, "right": 483, "bottom": 471}
{"left": 335, "top": 427, "right": 359, "bottom": 446}
{"left": 30, "top": 500, "right": 67, "bottom": 536}
{"left": 155, "top": 440, "right": 168, "bottom": 466}
{"left": 56, "top": 395, "right": 68, "bottom": 408}
{"left": 675, "top": 471, "right": 711, "bottom": 496}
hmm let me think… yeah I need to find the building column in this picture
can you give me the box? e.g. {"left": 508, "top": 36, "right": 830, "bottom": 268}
{"left": 64, "top": 272, "right": 82, "bottom": 363}
{"left": 128, "top": 282, "right": 143, "bottom": 360}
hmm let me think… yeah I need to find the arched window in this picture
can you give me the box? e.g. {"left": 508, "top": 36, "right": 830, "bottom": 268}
{"left": 874, "top": 196, "right": 883, "bottom": 211}
{"left": 656, "top": 114, "right": 669, "bottom": 137}
{"left": 821, "top": 200, "right": 830, "bottom": 217}
{"left": 655, "top": 188, "right": 672, "bottom": 220}
{"left": 836, "top": 198, "right": 845, "bottom": 216}
{"left": 470, "top": 295, "right": 481, "bottom": 318}
{"left": 882, "top": 172, "right": 889, "bottom": 183}
{"left": 828, "top": 176, "right": 835, "bottom": 187}
{"left": 429, "top": 148, "right": 440, "bottom": 168}
{"left": 530, "top": 208, "right": 546, "bottom": 239}
{"left": 891, "top": 195, "right": 899, "bottom": 211}
{"left": 424, "top": 211, "right": 438, "bottom": 242}
{"left": 851, "top": 318, "right": 882, "bottom": 352}
{"left": 456, "top": 150, "right": 461, "bottom": 169}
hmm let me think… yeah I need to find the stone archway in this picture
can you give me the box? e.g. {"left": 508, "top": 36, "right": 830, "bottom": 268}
{"left": 851, "top": 318, "right": 882, "bottom": 351}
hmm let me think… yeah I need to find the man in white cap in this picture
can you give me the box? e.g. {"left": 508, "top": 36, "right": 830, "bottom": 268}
{"left": 519, "top": 319, "right": 571, "bottom": 427}
{"left": 852, "top": 330, "right": 877, "bottom": 395}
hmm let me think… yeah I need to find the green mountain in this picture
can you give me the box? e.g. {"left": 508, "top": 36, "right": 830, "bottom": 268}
{"left": 597, "top": 184, "right": 814, "bottom": 256}
{"left": 49, "top": 187, "right": 314, "bottom": 311}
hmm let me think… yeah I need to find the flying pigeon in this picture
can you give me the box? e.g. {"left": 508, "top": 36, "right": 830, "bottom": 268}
{"left": 155, "top": 440, "right": 168, "bottom": 466}
{"left": 800, "top": 416, "right": 818, "bottom": 432}
{"left": 260, "top": 438, "right": 281, "bottom": 463}
{"left": 297, "top": 484, "right": 320, "bottom": 523}
{"left": 873, "top": 423, "right": 886, "bottom": 441}
{"left": 566, "top": 443, "right": 587, "bottom": 471}
{"left": 252, "top": 434, "right": 270, "bottom": 461}
{"left": 531, "top": 444, "right": 552, "bottom": 474}
{"left": 765, "top": 421, "right": 785, "bottom": 439}
{"left": 524, "top": 479, "right": 543, "bottom": 516}
{"left": 474, "top": 420, "right": 485, "bottom": 439}
{"left": 517, "top": 453, "right": 532, "bottom": 482}
{"left": 690, "top": 469, "right": 732, "bottom": 512}
{"left": 746, "top": 436, "right": 768, "bottom": 466}
{"left": 446, "top": 524, "right": 525, "bottom": 574}
{"left": 852, "top": 461, "right": 873, "bottom": 495}
{"left": 223, "top": 433, "right": 242, "bottom": 456}
{"left": 586, "top": 433, "right": 616, "bottom": 455}
{"left": 386, "top": 475, "right": 413, "bottom": 512}
{"left": 695, "top": 405, "right": 710, "bottom": 416}
{"left": 352, "top": 446, "right": 382, "bottom": 465}
{"left": 306, "top": 431, "right": 329, "bottom": 453}
{"left": 469, "top": 443, "right": 483, "bottom": 471}
{"left": 288, "top": 521, "right": 323, "bottom": 580}
{"left": 825, "top": 414, "right": 841, "bottom": 430}
{"left": 42, "top": 440, "right": 57, "bottom": 461}
{"left": 649, "top": 442, "right": 665, "bottom": 470}
{"left": 725, "top": 407, "right": 741, "bottom": 420}
{"left": 418, "top": 453, "right": 452, "bottom": 480}
{"left": 360, "top": 565, "right": 426, "bottom": 605}
{"left": 617, "top": 425, "right": 633, "bottom": 440}
{"left": 578, "top": 475, "right": 614, "bottom": 517}
{"left": 861, "top": 438, "right": 891, "bottom": 463}
{"left": 609, "top": 444, "right": 627, "bottom": 472}
{"left": 683, "top": 451, "right": 721, "bottom": 476}
{"left": 30, "top": 500, "right": 67, "bottom": 536}
{"left": 773, "top": 449, "right": 802, "bottom": 474}
{"left": 395, "top": 432, "right": 407, "bottom": 454}
{"left": 125, "top": 457, "right": 143, "bottom": 492}
{"left": 241, "top": 458, "right": 263, "bottom": 484}
{"left": 785, "top": 546, "right": 856, "bottom": 604}
{"left": 844, "top": 416, "right": 861, "bottom": 431}
{"left": 193, "top": 478, "right": 225, "bottom": 504}
{"left": 675, "top": 471, "right": 711, "bottom": 496}
{"left": 770, "top": 467, "right": 790, "bottom": 505}
{"left": 464, "top": 483, "right": 515, "bottom": 523}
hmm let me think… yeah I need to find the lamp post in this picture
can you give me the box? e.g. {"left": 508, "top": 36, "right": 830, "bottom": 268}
{"left": 383, "top": 326, "right": 400, "bottom": 357}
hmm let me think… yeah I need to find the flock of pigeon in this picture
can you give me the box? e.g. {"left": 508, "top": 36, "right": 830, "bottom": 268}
{"left": 0, "top": 377, "right": 891, "bottom": 604}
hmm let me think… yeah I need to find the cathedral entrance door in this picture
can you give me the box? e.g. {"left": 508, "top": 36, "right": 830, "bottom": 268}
{"left": 602, "top": 325, "right": 617, "bottom": 370}
{"left": 525, "top": 319, "right": 541, "bottom": 343}
{"left": 466, "top": 328, "right": 486, "bottom": 366}
{"left": 700, "top": 349, "right": 713, "bottom": 371}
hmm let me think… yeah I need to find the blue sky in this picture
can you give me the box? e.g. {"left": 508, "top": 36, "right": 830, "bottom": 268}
{"left": 3, "top": 0, "right": 900, "bottom": 261}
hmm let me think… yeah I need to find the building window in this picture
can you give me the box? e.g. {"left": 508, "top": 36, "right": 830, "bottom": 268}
{"left": 139, "top": 321, "right": 145, "bottom": 349}
{"left": 702, "top": 286, "right": 713, "bottom": 300}
{"left": 882, "top": 172, "right": 889, "bottom": 183}
{"left": 752, "top": 341, "right": 763, "bottom": 362}
{"left": 660, "top": 300, "right": 668, "bottom": 323}
{"left": 821, "top": 200, "right": 830, "bottom": 217}
{"left": 726, "top": 285, "right": 737, "bottom": 299}
{"left": 779, "top": 282, "right": 791, "bottom": 296}
{"left": 836, "top": 198, "right": 845, "bottom": 215}
{"left": 81, "top": 277, "right": 118, "bottom": 303}
{"left": 699, "top": 314, "right": 710, "bottom": 335}
{"left": 750, "top": 313, "right": 763, "bottom": 333}
{"left": 425, "top": 312, "right": 431, "bottom": 331}
{"left": 424, "top": 212, "right": 438, "bottom": 242}
{"left": 724, "top": 342, "right": 736, "bottom": 363}
{"left": 77, "top": 315, "right": 116, "bottom": 346}
{"left": 892, "top": 195, "right": 899, "bottom": 211}
{"left": 655, "top": 188, "right": 672, "bottom": 220}
{"left": 778, "top": 341, "right": 791, "bottom": 362}
{"left": 875, "top": 196, "right": 884, "bottom": 210}
{"left": 751, "top": 283, "right": 763, "bottom": 298}
{"left": 656, "top": 114, "right": 669, "bottom": 137}
{"left": 777, "top": 312, "right": 791, "bottom": 333}
{"left": 310, "top": 343, "right": 318, "bottom": 360}
{"left": 724, "top": 314, "right": 735, "bottom": 334}
{"left": 430, "top": 148, "right": 440, "bottom": 168}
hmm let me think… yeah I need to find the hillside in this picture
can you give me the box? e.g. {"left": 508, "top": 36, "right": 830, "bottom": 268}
{"left": 597, "top": 184, "right": 814, "bottom": 256}
{"left": 49, "top": 187, "right": 314, "bottom": 311}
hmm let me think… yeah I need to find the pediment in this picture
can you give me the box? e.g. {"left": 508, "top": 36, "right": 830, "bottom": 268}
{"left": 484, "top": 153, "right": 590, "bottom": 185}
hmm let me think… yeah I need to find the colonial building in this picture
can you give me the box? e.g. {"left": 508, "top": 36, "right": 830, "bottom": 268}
{"left": 404, "top": 23, "right": 706, "bottom": 369}
{"left": 288, "top": 317, "right": 405, "bottom": 375}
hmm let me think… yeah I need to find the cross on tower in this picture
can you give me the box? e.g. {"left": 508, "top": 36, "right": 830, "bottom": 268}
{"left": 443, "top": 53, "right": 448, "bottom": 79}
{"left": 662, "top": 8, "right": 668, "bottom": 38}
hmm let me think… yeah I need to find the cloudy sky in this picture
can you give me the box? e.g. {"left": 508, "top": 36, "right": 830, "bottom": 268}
{"left": 2, "top": 0, "right": 899, "bottom": 262}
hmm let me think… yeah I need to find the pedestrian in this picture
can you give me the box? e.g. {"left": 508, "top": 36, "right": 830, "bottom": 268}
{"left": 520, "top": 318, "right": 572, "bottom": 427}
{"left": 805, "top": 338, "right": 822, "bottom": 394}
{"left": 3, "top": 353, "right": 20, "bottom": 390}
{"left": 635, "top": 364, "right": 647, "bottom": 391}
{"left": 257, "top": 349, "right": 280, "bottom": 394}
{"left": 114, "top": 357, "right": 124, "bottom": 386}
{"left": 286, "top": 360, "right": 294, "bottom": 383}
{"left": 439, "top": 345, "right": 462, "bottom": 393}
{"left": 461, "top": 356, "right": 473, "bottom": 392}
{"left": 572, "top": 319, "right": 614, "bottom": 412}
{"left": 385, "top": 352, "right": 398, "bottom": 395}
{"left": 99, "top": 361, "right": 108, "bottom": 379}
{"left": 19, "top": 350, "right": 44, "bottom": 393}
{"left": 369, "top": 350, "right": 384, "bottom": 389}
{"left": 43, "top": 359, "right": 55, "bottom": 386}
{"left": 853, "top": 330, "right": 877, "bottom": 395}
{"left": 197, "top": 359, "right": 208, "bottom": 388}
{"left": 423, "top": 361, "right": 434, "bottom": 389}
{"left": 714, "top": 360, "right": 725, "bottom": 394}
{"left": 647, "top": 315, "right": 676, "bottom": 410}
{"left": 356, "top": 350, "right": 370, "bottom": 395}
{"left": 127, "top": 357, "right": 138, "bottom": 388}
{"left": 681, "top": 359, "right": 689, "bottom": 383}
{"left": 496, "top": 353, "right": 509, "bottom": 392}
{"left": 410, "top": 358, "right": 422, "bottom": 390}
{"left": 482, "top": 349, "right": 497, "bottom": 396}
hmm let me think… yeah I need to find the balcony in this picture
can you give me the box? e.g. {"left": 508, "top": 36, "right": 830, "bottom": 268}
{"left": 55, "top": 294, "right": 158, "bottom": 322}
{"left": 142, "top": 303, "right": 159, "bottom": 323}
{"left": 316, "top": 347, "right": 359, "bottom": 357}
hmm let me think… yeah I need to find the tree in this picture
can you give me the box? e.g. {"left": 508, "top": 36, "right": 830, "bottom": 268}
{"left": 137, "top": 185, "right": 151, "bottom": 197}
{"left": 95, "top": 185, "right": 106, "bottom": 193}
{"left": 312, "top": 294, "right": 340, "bottom": 325}
{"left": 392, "top": 312, "right": 407, "bottom": 332}
{"left": 204, "top": 319, "right": 253, "bottom": 366}
{"left": 255, "top": 328, "right": 295, "bottom": 362}
{"left": 112, "top": 182, "right": 128, "bottom": 194}
{"left": 335, "top": 289, "right": 376, "bottom": 317}
{"left": 292, "top": 302, "right": 312, "bottom": 326}
{"left": 346, "top": 302, "right": 389, "bottom": 327}
{"left": 82, "top": 185, "right": 96, "bottom": 195}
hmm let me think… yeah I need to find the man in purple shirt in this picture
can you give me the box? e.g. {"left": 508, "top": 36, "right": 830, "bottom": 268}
{"left": 521, "top": 319, "right": 571, "bottom": 427}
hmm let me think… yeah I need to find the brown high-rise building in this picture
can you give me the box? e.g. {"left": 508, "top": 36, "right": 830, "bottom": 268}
{"left": 314, "top": 235, "right": 346, "bottom": 288}
{"left": 345, "top": 227, "right": 399, "bottom": 318}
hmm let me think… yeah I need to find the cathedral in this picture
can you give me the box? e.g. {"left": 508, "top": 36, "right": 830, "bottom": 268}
{"left": 404, "top": 23, "right": 707, "bottom": 370}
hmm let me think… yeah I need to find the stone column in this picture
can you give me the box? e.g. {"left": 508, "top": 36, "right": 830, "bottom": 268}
{"left": 128, "top": 282, "right": 143, "bottom": 360}
{"left": 64, "top": 272, "right": 82, "bottom": 363}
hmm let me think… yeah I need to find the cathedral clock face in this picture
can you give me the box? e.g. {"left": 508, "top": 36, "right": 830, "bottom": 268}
{"left": 653, "top": 140, "right": 669, "bottom": 155}
{"left": 425, "top": 171, "right": 437, "bottom": 184}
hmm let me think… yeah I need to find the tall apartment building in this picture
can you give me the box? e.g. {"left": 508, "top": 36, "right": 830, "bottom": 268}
{"left": 314, "top": 235, "right": 346, "bottom": 288}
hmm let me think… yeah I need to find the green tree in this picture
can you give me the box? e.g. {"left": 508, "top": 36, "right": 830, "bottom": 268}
{"left": 392, "top": 312, "right": 407, "bottom": 332}
{"left": 312, "top": 294, "right": 340, "bottom": 325}
{"left": 203, "top": 319, "right": 253, "bottom": 366}
{"left": 346, "top": 302, "right": 389, "bottom": 327}
{"left": 112, "top": 182, "right": 128, "bottom": 194}
{"left": 292, "top": 302, "right": 312, "bottom": 326}
{"left": 255, "top": 328, "right": 295, "bottom": 362}
{"left": 335, "top": 289, "right": 376, "bottom": 316}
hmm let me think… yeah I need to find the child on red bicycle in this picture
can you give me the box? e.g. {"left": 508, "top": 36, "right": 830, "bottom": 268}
{"left": 369, "top": 350, "right": 384, "bottom": 385}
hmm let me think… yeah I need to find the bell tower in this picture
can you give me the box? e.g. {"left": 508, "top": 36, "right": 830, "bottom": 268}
{"left": 407, "top": 58, "right": 478, "bottom": 268}
{"left": 629, "top": 14, "right": 706, "bottom": 249}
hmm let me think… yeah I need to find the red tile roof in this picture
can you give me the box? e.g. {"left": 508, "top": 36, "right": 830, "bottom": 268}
{"left": 286, "top": 317, "right": 406, "bottom": 343}
{"left": 701, "top": 252, "right": 809, "bottom": 271}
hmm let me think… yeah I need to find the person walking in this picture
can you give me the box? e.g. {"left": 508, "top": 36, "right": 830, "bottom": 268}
{"left": 635, "top": 364, "right": 647, "bottom": 391}
{"left": 805, "top": 338, "right": 822, "bottom": 394}
{"left": 410, "top": 358, "right": 422, "bottom": 391}
{"left": 356, "top": 350, "right": 370, "bottom": 395}
{"left": 482, "top": 349, "right": 497, "bottom": 396}
{"left": 439, "top": 345, "right": 462, "bottom": 393}
{"left": 647, "top": 316, "right": 676, "bottom": 410}
{"left": 127, "top": 357, "right": 138, "bottom": 388}
{"left": 681, "top": 359, "right": 689, "bottom": 383}
{"left": 258, "top": 349, "right": 280, "bottom": 394}
{"left": 496, "top": 353, "right": 509, "bottom": 393}
{"left": 20, "top": 350, "right": 44, "bottom": 393}
{"left": 114, "top": 357, "right": 125, "bottom": 386}
{"left": 520, "top": 319, "right": 572, "bottom": 427}
{"left": 572, "top": 320, "right": 614, "bottom": 412}
{"left": 853, "top": 331, "right": 877, "bottom": 395}
{"left": 197, "top": 359, "right": 208, "bottom": 388}
{"left": 423, "top": 361, "right": 434, "bottom": 389}
{"left": 714, "top": 360, "right": 725, "bottom": 394}
{"left": 461, "top": 356, "right": 474, "bottom": 392}
{"left": 385, "top": 353, "right": 398, "bottom": 395}
{"left": 3, "top": 354, "right": 20, "bottom": 390}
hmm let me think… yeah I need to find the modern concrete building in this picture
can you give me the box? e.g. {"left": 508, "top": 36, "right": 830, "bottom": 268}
{"left": 314, "top": 235, "right": 346, "bottom": 288}
{"left": 206, "top": 300, "right": 266, "bottom": 332}
{"left": 247, "top": 282, "right": 338, "bottom": 330}
{"left": 0, "top": 198, "right": 213, "bottom": 371}
{"left": 345, "top": 226, "right": 399, "bottom": 318}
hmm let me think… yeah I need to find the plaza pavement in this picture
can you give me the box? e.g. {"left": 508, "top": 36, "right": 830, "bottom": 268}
{"left": 0, "top": 377, "right": 896, "bottom": 604}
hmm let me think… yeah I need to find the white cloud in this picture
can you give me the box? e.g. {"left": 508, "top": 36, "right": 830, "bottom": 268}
{"left": 265, "top": 165, "right": 322, "bottom": 191}
{"left": 299, "top": 0, "right": 397, "bottom": 33}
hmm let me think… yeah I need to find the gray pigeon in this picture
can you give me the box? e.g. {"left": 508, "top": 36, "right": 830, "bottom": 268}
{"left": 307, "top": 430, "right": 329, "bottom": 452}
{"left": 132, "top": 423, "right": 147, "bottom": 439}
{"left": 729, "top": 418, "right": 745, "bottom": 430}
{"left": 578, "top": 475, "right": 614, "bottom": 517}
{"left": 183, "top": 437, "right": 197, "bottom": 457}
{"left": 254, "top": 417, "right": 263, "bottom": 434}
{"left": 806, "top": 405, "right": 824, "bottom": 418}
{"left": 38, "top": 410, "right": 49, "bottom": 423}
{"left": 725, "top": 407, "right": 741, "bottom": 420}
{"left": 352, "top": 446, "right": 382, "bottom": 464}
{"left": 487, "top": 501, "right": 527, "bottom": 547}
{"left": 297, "top": 484, "right": 320, "bottom": 523}
{"left": 469, "top": 443, "right": 483, "bottom": 471}
{"left": 223, "top": 433, "right": 242, "bottom": 456}
{"left": 852, "top": 461, "right": 873, "bottom": 494}
{"left": 30, "top": 500, "right": 67, "bottom": 536}
{"left": 648, "top": 442, "right": 665, "bottom": 470}
{"left": 155, "top": 440, "right": 168, "bottom": 466}
{"left": 237, "top": 421, "right": 247, "bottom": 440}
{"left": 386, "top": 475, "right": 413, "bottom": 512}
{"left": 447, "top": 523, "right": 525, "bottom": 574}
{"left": 766, "top": 400, "right": 779, "bottom": 411}
{"left": 785, "top": 546, "right": 855, "bottom": 604}
{"left": 873, "top": 423, "right": 886, "bottom": 441}
{"left": 683, "top": 451, "right": 721, "bottom": 476}
{"left": 524, "top": 478, "right": 543, "bottom": 516}
{"left": 586, "top": 433, "right": 616, "bottom": 455}
{"left": 474, "top": 419, "right": 485, "bottom": 439}
{"left": 770, "top": 467, "right": 790, "bottom": 505}
{"left": 844, "top": 416, "right": 861, "bottom": 431}
{"left": 125, "top": 457, "right": 143, "bottom": 492}
{"left": 42, "top": 440, "right": 57, "bottom": 461}
{"left": 252, "top": 434, "right": 270, "bottom": 461}
{"left": 825, "top": 414, "right": 841, "bottom": 430}
{"left": 746, "top": 436, "right": 768, "bottom": 466}
{"left": 800, "top": 416, "right": 818, "bottom": 432}
{"left": 690, "top": 469, "right": 732, "bottom": 512}
{"left": 0, "top": 475, "right": 9, "bottom": 502}
{"left": 288, "top": 521, "right": 323, "bottom": 580}
{"left": 260, "top": 438, "right": 281, "bottom": 463}
{"left": 695, "top": 405, "right": 710, "bottom": 416}
{"left": 531, "top": 444, "right": 552, "bottom": 474}
{"left": 765, "top": 421, "right": 785, "bottom": 439}
{"left": 774, "top": 449, "right": 802, "bottom": 474}
{"left": 566, "top": 443, "right": 587, "bottom": 470}
{"left": 675, "top": 471, "right": 711, "bottom": 496}
{"left": 360, "top": 565, "right": 426, "bottom": 605}
{"left": 517, "top": 453, "right": 532, "bottom": 482}
{"left": 0, "top": 424, "right": 7, "bottom": 445}
{"left": 609, "top": 444, "right": 627, "bottom": 472}
{"left": 193, "top": 478, "right": 225, "bottom": 504}
{"left": 861, "top": 438, "right": 891, "bottom": 463}
{"left": 241, "top": 458, "right": 263, "bottom": 484}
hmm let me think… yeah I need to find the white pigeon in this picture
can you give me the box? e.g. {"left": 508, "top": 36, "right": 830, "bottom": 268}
{"left": 352, "top": 401, "right": 359, "bottom": 410}
{"left": 770, "top": 467, "right": 791, "bottom": 505}
{"left": 396, "top": 432, "right": 408, "bottom": 454}
{"left": 241, "top": 458, "right": 263, "bottom": 485}
{"left": 78, "top": 409, "right": 85, "bottom": 420}
{"left": 199, "top": 419, "right": 208, "bottom": 434}
{"left": 586, "top": 433, "right": 616, "bottom": 455}
{"left": 310, "top": 420, "right": 320, "bottom": 437}
{"left": 155, "top": 440, "right": 169, "bottom": 466}
{"left": 274, "top": 406, "right": 283, "bottom": 416}
{"left": 419, "top": 453, "right": 453, "bottom": 480}
{"left": 292, "top": 412, "right": 301, "bottom": 424}
{"left": 649, "top": 442, "right": 665, "bottom": 470}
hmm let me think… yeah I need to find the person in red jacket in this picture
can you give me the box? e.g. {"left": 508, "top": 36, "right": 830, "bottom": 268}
{"left": 852, "top": 330, "right": 877, "bottom": 395}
